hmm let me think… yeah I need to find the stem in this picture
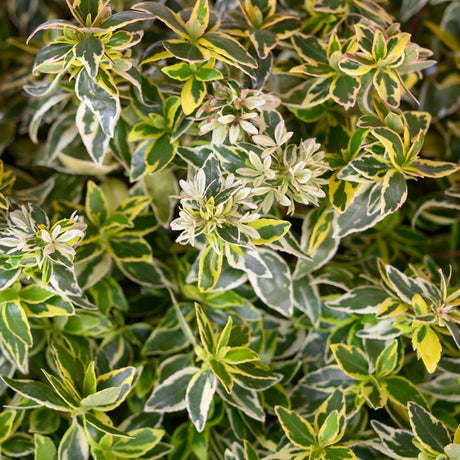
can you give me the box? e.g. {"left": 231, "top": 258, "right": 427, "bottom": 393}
{"left": 167, "top": 287, "right": 197, "bottom": 347}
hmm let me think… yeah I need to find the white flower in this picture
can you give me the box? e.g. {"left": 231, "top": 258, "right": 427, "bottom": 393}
{"left": 253, "top": 120, "right": 293, "bottom": 157}
{"left": 171, "top": 163, "right": 260, "bottom": 248}
{"left": 40, "top": 223, "right": 85, "bottom": 257}
{"left": 179, "top": 169, "right": 206, "bottom": 200}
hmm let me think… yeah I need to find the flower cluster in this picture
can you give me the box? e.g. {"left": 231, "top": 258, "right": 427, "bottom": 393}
{"left": 197, "top": 80, "right": 281, "bottom": 145}
{"left": 171, "top": 166, "right": 260, "bottom": 254}
{"left": 0, "top": 205, "right": 86, "bottom": 268}
{"left": 238, "top": 122, "right": 330, "bottom": 214}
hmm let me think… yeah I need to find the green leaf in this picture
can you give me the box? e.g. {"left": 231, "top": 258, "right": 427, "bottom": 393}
{"left": 29, "top": 406, "right": 60, "bottom": 435}
{"left": 216, "top": 316, "right": 232, "bottom": 351}
{"left": 225, "top": 244, "right": 270, "bottom": 278}
{"left": 224, "top": 347, "right": 259, "bottom": 364}
{"left": 143, "top": 325, "right": 188, "bottom": 355}
{"left": 27, "top": 19, "right": 78, "bottom": 43}
{"left": 162, "top": 62, "right": 194, "bottom": 81}
{"left": 41, "top": 370, "right": 80, "bottom": 408}
{"left": 0, "top": 267, "right": 21, "bottom": 290}
{"left": 230, "top": 361, "right": 279, "bottom": 391}
{"left": 375, "top": 340, "right": 400, "bottom": 378}
{"left": 371, "top": 420, "right": 418, "bottom": 459}
{"left": 412, "top": 325, "right": 441, "bottom": 374}
{"left": 51, "top": 343, "right": 85, "bottom": 392}
{"left": 209, "top": 358, "right": 233, "bottom": 393}
{"left": 326, "top": 286, "right": 389, "bottom": 314}
{"left": 384, "top": 264, "right": 425, "bottom": 303}
{"left": 96, "top": 367, "right": 132, "bottom": 390}
{"left": 163, "top": 40, "right": 209, "bottom": 63}
{"left": 275, "top": 406, "right": 316, "bottom": 448}
{"left": 113, "top": 196, "right": 151, "bottom": 220}
{"left": 412, "top": 159, "right": 460, "bottom": 178}
{"left": 0, "top": 410, "right": 15, "bottom": 442}
{"left": 111, "top": 428, "right": 165, "bottom": 458}
{"left": 198, "top": 245, "right": 223, "bottom": 293}
{"left": 23, "top": 295, "right": 74, "bottom": 317}
{"left": 74, "top": 36, "right": 104, "bottom": 79}
{"left": 2, "top": 302, "right": 32, "bottom": 346}
{"left": 142, "top": 169, "right": 177, "bottom": 227}
{"left": 35, "top": 434, "right": 57, "bottom": 460}
{"left": 192, "top": 0, "right": 209, "bottom": 27}
{"left": 323, "top": 446, "right": 357, "bottom": 460}
{"left": 79, "top": 388, "right": 123, "bottom": 411}
{"left": 75, "top": 69, "right": 120, "bottom": 137}
{"left": 88, "top": 276, "right": 128, "bottom": 315}
{"left": 445, "top": 444, "right": 460, "bottom": 460}
{"left": 339, "top": 55, "right": 374, "bottom": 76}
{"left": 181, "top": 77, "right": 206, "bottom": 115}
{"left": 219, "top": 382, "right": 264, "bottom": 421}
{"left": 186, "top": 369, "right": 217, "bottom": 432}
{"left": 292, "top": 34, "right": 328, "bottom": 64}
{"left": 302, "top": 77, "right": 333, "bottom": 107}
{"left": 331, "top": 74, "right": 361, "bottom": 107}
{"left": 361, "top": 377, "right": 387, "bottom": 409}
{"left": 86, "top": 181, "right": 109, "bottom": 227}
{"left": 2, "top": 432, "right": 34, "bottom": 457}
{"left": 372, "top": 128, "right": 405, "bottom": 167}
{"left": 199, "top": 33, "right": 257, "bottom": 68}
{"left": 373, "top": 69, "right": 401, "bottom": 108}
{"left": 293, "top": 279, "right": 322, "bottom": 327}
{"left": 331, "top": 344, "right": 369, "bottom": 380}
{"left": 145, "top": 367, "right": 199, "bottom": 412}
{"left": 381, "top": 170, "right": 407, "bottom": 215}
{"left": 133, "top": 2, "right": 187, "bottom": 37}
{"left": 117, "top": 259, "right": 166, "bottom": 288}
{"left": 18, "top": 285, "right": 54, "bottom": 303}
{"left": 33, "top": 42, "right": 74, "bottom": 74}
{"left": 318, "top": 410, "right": 342, "bottom": 447}
{"left": 84, "top": 412, "right": 130, "bottom": 438}
{"left": 58, "top": 422, "right": 89, "bottom": 460}
{"left": 29, "top": 92, "right": 70, "bottom": 144}
{"left": 247, "top": 29, "right": 278, "bottom": 59}
{"left": 314, "top": 389, "right": 345, "bottom": 430}
{"left": 408, "top": 402, "right": 451, "bottom": 455}
{"left": 292, "top": 62, "right": 335, "bottom": 78}
{"left": 244, "top": 440, "right": 260, "bottom": 460}
{"left": 372, "top": 30, "right": 387, "bottom": 60}
{"left": 385, "top": 376, "right": 428, "bottom": 409}
{"left": 145, "top": 134, "right": 176, "bottom": 173}
{"left": 248, "top": 219, "right": 291, "bottom": 245}
{"left": 333, "top": 184, "right": 386, "bottom": 238}
{"left": 128, "top": 122, "right": 165, "bottom": 142}
{"left": 83, "top": 362, "right": 97, "bottom": 397}
{"left": 195, "top": 65, "right": 223, "bottom": 81}
{"left": 386, "top": 33, "right": 411, "bottom": 61}
{"left": 247, "top": 249, "right": 293, "bottom": 317}
{"left": 195, "top": 302, "right": 215, "bottom": 352}
{"left": 109, "top": 235, "right": 152, "bottom": 262}
{"left": 100, "top": 11, "right": 153, "bottom": 31}
{"left": 1, "top": 377, "right": 70, "bottom": 411}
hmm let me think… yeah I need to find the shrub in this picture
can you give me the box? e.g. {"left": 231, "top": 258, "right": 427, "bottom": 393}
{"left": 0, "top": 0, "right": 459, "bottom": 458}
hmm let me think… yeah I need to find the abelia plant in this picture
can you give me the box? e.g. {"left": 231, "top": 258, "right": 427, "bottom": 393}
{"left": 0, "top": 0, "right": 460, "bottom": 459}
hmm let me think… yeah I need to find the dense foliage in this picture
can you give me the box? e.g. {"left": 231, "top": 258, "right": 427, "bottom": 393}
{"left": 0, "top": 0, "right": 459, "bottom": 458}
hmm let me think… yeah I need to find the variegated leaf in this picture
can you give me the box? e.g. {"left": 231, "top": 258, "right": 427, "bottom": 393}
{"left": 275, "top": 406, "right": 316, "bottom": 448}
{"left": 186, "top": 369, "right": 217, "bottom": 432}
{"left": 74, "top": 36, "right": 104, "bottom": 79}
{"left": 198, "top": 245, "right": 223, "bottom": 293}
{"left": 75, "top": 69, "right": 120, "bottom": 138}
{"left": 248, "top": 249, "right": 294, "bottom": 316}
{"left": 145, "top": 367, "right": 199, "bottom": 412}
{"left": 58, "top": 422, "right": 89, "bottom": 460}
